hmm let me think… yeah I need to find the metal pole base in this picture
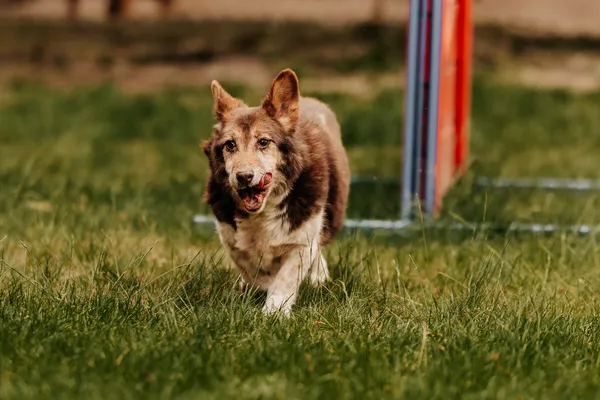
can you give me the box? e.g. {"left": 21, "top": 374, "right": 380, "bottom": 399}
{"left": 192, "top": 214, "right": 600, "bottom": 237}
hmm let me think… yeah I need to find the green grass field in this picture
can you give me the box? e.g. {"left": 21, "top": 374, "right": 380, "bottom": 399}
{"left": 2, "top": 76, "right": 600, "bottom": 399}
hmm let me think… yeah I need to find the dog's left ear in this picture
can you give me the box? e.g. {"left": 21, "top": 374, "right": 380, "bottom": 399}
{"left": 261, "top": 69, "right": 300, "bottom": 131}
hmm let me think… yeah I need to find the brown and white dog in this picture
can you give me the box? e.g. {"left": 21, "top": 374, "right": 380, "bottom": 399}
{"left": 202, "top": 69, "right": 351, "bottom": 316}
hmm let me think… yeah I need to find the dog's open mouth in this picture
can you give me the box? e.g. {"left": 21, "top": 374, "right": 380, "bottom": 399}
{"left": 238, "top": 172, "right": 273, "bottom": 212}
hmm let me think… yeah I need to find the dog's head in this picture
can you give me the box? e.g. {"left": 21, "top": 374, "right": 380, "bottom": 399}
{"left": 203, "top": 69, "right": 303, "bottom": 214}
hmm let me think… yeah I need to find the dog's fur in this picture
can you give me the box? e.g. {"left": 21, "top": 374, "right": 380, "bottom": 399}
{"left": 202, "top": 69, "right": 350, "bottom": 315}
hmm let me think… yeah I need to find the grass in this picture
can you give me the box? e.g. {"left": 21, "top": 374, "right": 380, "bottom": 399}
{"left": 2, "top": 76, "right": 600, "bottom": 399}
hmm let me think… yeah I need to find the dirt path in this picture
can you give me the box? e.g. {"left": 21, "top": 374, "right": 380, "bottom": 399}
{"left": 4, "top": 0, "right": 600, "bottom": 37}
{"left": 2, "top": 0, "right": 600, "bottom": 93}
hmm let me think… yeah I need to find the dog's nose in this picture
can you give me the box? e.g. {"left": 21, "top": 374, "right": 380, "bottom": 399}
{"left": 236, "top": 172, "right": 254, "bottom": 185}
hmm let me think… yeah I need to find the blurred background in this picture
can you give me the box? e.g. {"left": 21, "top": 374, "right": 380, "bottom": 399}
{"left": 2, "top": 0, "right": 600, "bottom": 91}
{"left": 1, "top": 0, "right": 600, "bottom": 226}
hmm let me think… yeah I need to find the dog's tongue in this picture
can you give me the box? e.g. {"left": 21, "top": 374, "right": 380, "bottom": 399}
{"left": 256, "top": 172, "right": 273, "bottom": 189}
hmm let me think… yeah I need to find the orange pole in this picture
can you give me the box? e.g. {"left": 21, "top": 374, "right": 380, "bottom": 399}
{"left": 432, "top": 0, "right": 459, "bottom": 217}
{"left": 455, "top": 0, "right": 472, "bottom": 175}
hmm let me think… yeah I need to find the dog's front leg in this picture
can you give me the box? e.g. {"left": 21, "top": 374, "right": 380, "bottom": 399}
{"left": 262, "top": 244, "right": 315, "bottom": 316}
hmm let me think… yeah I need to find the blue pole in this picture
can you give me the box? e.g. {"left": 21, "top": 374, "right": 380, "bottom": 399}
{"left": 401, "top": 0, "right": 426, "bottom": 220}
{"left": 424, "top": 0, "right": 443, "bottom": 215}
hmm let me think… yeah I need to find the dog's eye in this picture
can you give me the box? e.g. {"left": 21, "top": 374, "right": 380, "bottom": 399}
{"left": 224, "top": 140, "right": 236, "bottom": 152}
{"left": 257, "top": 138, "right": 270, "bottom": 149}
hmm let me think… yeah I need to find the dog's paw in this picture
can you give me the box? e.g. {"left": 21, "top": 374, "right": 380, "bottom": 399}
{"left": 309, "top": 255, "right": 330, "bottom": 287}
{"left": 262, "top": 294, "right": 293, "bottom": 317}
{"left": 238, "top": 279, "right": 248, "bottom": 293}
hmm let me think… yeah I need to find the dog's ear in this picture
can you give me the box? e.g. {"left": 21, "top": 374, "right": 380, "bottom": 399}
{"left": 201, "top": 140, "right": 211, "bottom": 158}
{"left": 261, "top": 69, "right": 300, "bottom": 131}
{"left": 211, "top": 80, "right": 243, "bottom": 123}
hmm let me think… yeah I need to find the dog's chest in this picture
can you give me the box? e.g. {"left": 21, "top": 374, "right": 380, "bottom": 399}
{"left": 234, "top": 213, "right": 290, "bottom": 259}
{"left": 216, "top": 209, "right": 294, "bottom": 271}
{"left": 216, "top": 202, "right": 325, "bottom": 289}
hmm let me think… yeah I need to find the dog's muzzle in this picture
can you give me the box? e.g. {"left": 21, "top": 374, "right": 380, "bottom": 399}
{"left": 236, "top": 172, "right": 273, "bottom": 212}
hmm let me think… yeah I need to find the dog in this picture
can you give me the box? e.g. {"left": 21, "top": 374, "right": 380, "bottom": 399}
{"left": 202, "top": 69, "right": 350, "bottom": 316}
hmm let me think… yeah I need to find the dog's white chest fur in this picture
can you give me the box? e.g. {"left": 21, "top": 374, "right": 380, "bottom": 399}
{"left": 234, "top": 209, "right": 288, "bottom": 255}
{"left": 215, "top": 202, "right": 324, "bottom": 292}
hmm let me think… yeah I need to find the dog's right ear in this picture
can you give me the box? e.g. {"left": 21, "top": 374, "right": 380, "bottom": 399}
{"left": 201, "top": 140, "right": 212, "bottom": 158}
{"left": 211, "top": 80, "right": 243, "bottom": 123}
